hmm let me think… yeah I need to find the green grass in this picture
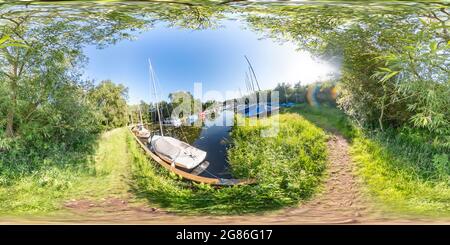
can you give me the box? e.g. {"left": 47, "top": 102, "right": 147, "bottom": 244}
{"left": 0, "top": 128, "right": 132, "bottom": 216}
{"left": 351, "top": 133, "right": 450, "bottom": 217}
{"left": 130, "top": 113, "right": 328, "bottom": 214}
{"left": 288, "top": 103, "right": 450, "bottom": 217}
{"left": 0, "top": 117, "right": 328, "bottom": 216}
{"left": 283, "top": 103, "right": 357, "bottom": 139}
{"left": 2, "top": 105, "right": 447, "bottom": 217}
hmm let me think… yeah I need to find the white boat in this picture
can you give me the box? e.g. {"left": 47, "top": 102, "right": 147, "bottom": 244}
{"left": 133, "top": 123, "right": 151, "bottom": 138}
{"left": 147, "top": 59, "right": 206, "bottom": 170}
{"left": 150, "top": 135, "right": 207, "bottom": 169}
{"left": 163, "top": 118, "right": 182, "bottom": 127}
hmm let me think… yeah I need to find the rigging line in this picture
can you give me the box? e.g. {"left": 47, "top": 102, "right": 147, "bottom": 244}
{"left": 138, "top": 104, "right": 143, "bottom": 124}
{"left": 245, "top": 71, "right": 251, "bottom": 93}
{"left": 201, "top": 167, "right": 221, "bottom": 179}
{"left": 152, "top": 59, "right": 189, "bottom": 143}
{"left": 247, "top": 66, "right": 255, "bottom": 92}
{"left": 149, "top": 58, "right": 164, "bottom": 136}
{"left": 244, "top": 55, "right": 261, "bottom": 91}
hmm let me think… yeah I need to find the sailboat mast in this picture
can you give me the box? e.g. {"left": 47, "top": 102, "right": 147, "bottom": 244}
{"left": 138, "top": 104, "right": 143, "bottom": 124}
{"left": 247, "top": 67, "right": 255, "bottom": 92}
{"left": 245, "top": 71, "right": 253, "bottom": 92}
{"left": 244, "top": 55, "right": 261, "bottom": 91}
{"left": 149, "top": 59, "right": 164, "bottom": 136}
{"left": 130, "top": 109, "right": 134, "bottom": 125}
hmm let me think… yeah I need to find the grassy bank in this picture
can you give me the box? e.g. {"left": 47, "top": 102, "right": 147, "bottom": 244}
{"left": 288, "top": 104, "right": 450, "bottom": 217}
{"left": 0, "top": 117, "right": 328, "bottom": 216}
{"left": 130, "top": 113, "right": 328, "bottom": 214}
{"left": 352, "top": 133, "right": 450, "bottom": 217}
{"left": 0, "top": 128, "right": 132, "bottom": 216}
{"left": 283, "top": 104, "right": 357, "bottom": 139}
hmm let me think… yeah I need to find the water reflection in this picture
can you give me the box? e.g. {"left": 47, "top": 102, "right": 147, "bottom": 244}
{"left": 192, "top": 110, "right": 235, "bottom": 178}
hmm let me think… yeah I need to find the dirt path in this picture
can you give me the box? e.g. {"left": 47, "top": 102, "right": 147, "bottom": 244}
{"left": 4, "top": 134, "right": 447, "bottom": 224}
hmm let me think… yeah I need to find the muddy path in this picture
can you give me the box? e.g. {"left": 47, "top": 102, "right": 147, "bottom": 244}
{"left": 3, "top": 134, "right": 448, "bottom": 224}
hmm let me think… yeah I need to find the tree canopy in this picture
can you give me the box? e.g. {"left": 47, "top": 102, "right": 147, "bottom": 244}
{"left": 244, "top": 2, "right": 449, "bottom": 140}
{"left": 88, "top": 80, "right": 129, "bottom": 130}
{"left": 0, "top": 1, "right": 448, "bottom": 169}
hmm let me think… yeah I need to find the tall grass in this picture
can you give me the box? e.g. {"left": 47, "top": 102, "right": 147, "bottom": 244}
{"left": 352, "top": 131, "right": 450, "bottom": 216}
{"left": 229, "top": 113, "right": 327, "bottom": 201}
{"left": 0, "top": 128, "right": 132, "bottom": 216}
{"left": 289, "top": 103, "right": 450, "bottom": 217}
{"left": 130, "top": 113, "right": 328, "bottom": 214}
{"left": 283, "top": 104, "right": 357, "bottom": 139}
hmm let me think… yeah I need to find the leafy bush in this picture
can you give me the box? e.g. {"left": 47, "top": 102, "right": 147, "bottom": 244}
{"left": 228, "top": 113, "right": 327, "bottom": 201}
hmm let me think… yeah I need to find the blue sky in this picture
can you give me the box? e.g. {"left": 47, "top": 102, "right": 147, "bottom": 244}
{"left": 82, "top": 18, "right": 337, "bottom": 104}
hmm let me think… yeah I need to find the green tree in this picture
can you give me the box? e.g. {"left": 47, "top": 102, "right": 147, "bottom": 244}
{"left": 245, "top": 3, "right": 449, "bottom": 137}
{"left": 169, "top": 91, "right": 198, "bottom": 118}
{"left": 0, "top": 4, "right": 148, "bottom": 137}
{"left": 274, "top": 83, "right": 293, "bottom": 103}
{"left": 139, "top": 101, "right": 153, "bottom": 124}
{"left": 88, "top": 80, "right": 129, "bottom": 130}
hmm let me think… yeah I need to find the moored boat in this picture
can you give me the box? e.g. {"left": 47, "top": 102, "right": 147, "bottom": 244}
{"left": 148, "top": 59, "right": 206, "bottom": 170}
{"left": 132, "top": 123, "right": 151, "bottom": 138}
{"left": 150, "top": 135, "right": 207, "bottom": 170}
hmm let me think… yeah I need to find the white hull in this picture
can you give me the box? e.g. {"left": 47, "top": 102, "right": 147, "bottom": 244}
{"left": 149, "top": 135, "right": 206, "bottom": 170}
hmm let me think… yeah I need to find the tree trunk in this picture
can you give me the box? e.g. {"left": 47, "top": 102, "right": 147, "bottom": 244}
{"left": 379, "top": 92, "right": 385, "bottom": 132}
{"left": 5, "top": 81, "right": 16, "bottom": 137}
{"left": 379, "top": 105, "right": 384, "bottom": 132}
{"left": 5, "top": 58, "right": 18, "bottom": 138}
{"left": 5, "top": 110, "right": 14, "bottom": 137}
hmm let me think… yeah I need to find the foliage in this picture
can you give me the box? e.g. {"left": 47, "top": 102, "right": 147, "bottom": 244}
{"left": 245, "top": 2, "right": 449, "bottom": 138}
{"left": 283, "top": 104, "right": 358, "bottom": 139}
{"left": 352, "top": 132, "right": 450, "bottom": 216}
{"left": 0, "top": 3, "right": 144, "bottom": 175}
{"left": 128, "top": 101, "right": 155, "bottom": 124}
{"left": 0, "top": 0, "right": 448, "bottom": 218}
{"left": 88, "top": 80, "right": 129, "bottom": 130}
{"left": 244, "top": 4, "right": 450, "bottom": 216}
{"left": 273, "top": 81, "right": 337, "bottom": 106}
{"left": 228, "top": 113, "right": 328, "bottom": 200}
{"left": 169, "top": 91, "right": 201, "bottom": 119}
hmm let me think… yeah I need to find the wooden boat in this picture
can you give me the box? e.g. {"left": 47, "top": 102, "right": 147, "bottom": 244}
{"left": 130, "top": 127, "right": 255, "bottom": 186}
{"left": 150, "top": 135, "right": 206, "bottom": 170}
{"left": 132, "top": 123, "right": 151, "bottom": 138}
{"left": 133, "top": 59, "right": 255, "bottom": 186}
{"left": 148, "top": 59, "right": 206, "bottom": 170}
{"left": 162, "top": 118, "right": 182, "bottom": 127}
{"left": 131, "top": 105, "right": 151, "bottom": 138}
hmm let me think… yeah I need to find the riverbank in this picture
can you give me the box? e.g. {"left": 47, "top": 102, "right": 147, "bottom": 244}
{"left": 131, "top": 113, "right": 328, "bottom": 214}
{"left": 2, "top": 125, "right": 448, "bottom": 224}
{"left": 285, "top": 104, "right": 450, "bottom": 218}
{"left": 1, "top": 105, "right": 448, "bottom": 221}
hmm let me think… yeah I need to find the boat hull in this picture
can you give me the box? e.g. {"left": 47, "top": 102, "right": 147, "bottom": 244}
{"left": 150, "top": 135, "right": 206, "bottom": 170}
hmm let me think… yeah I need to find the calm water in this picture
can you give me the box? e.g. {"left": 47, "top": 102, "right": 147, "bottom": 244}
{"left": 192, "top": 110, "right": 235, "bottom": 178}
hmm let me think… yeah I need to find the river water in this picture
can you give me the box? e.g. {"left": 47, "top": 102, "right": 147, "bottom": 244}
{"left": 191, "top": 110, "right": 235, "bottom": 179}
{"left": 149, "top": 110, "right": 235, "bottom": 178}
